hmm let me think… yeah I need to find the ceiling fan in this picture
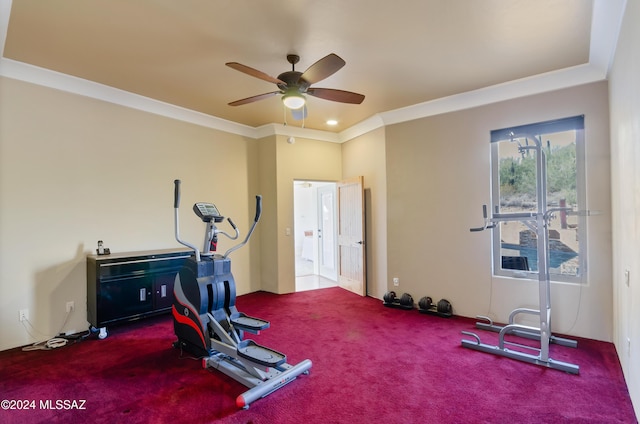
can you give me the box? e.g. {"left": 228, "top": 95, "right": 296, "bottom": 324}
{"left": 226, "top": 53, "right": 365, "bottom": 116}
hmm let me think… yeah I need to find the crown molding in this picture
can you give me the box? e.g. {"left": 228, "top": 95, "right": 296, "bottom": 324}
{"left": 380, "top": 63, "right": 606, "bottom": 128}
{"left": 0, "top": 58, "right": 258, "bottom": 138}
{"left": 337, "top": 115, "right": 386, "bottom": 142}
{"left": 0, "top": 0, "right": 626, "bottom": 143}
{"left": 255, "top": 123, "right": 340, "bottom": 143}
{"left": 590, "top": 0, "right": 627, "bottom": 76}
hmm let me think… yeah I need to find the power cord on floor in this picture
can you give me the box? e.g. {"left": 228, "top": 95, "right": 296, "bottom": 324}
{"left": 21, "top": 308, "right": 76, "bottom": 351}
{"left": 21, "top": 336, "right": 69, "bottom": 351}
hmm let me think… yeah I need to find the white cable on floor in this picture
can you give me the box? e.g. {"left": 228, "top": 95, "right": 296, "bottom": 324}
{"left": 21, "top": 309, "right": 72, "bottom": 351}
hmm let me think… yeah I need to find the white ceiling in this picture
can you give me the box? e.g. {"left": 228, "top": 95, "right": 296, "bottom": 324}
{"left": 0, "top": 0, "right": 627, "bottom": 141}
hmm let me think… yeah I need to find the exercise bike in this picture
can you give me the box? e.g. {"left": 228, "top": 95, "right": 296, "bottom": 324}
{"left": 171, "top": 180, "right": 312, "bottom": 409}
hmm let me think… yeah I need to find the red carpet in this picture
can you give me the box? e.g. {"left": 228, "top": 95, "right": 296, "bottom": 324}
{"left": 0, "top": 287, "right": 636, "bottom": 423}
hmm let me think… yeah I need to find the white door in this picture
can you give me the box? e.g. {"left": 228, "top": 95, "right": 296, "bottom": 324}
{"left": 337, "top": 176, "right": 366, "bottom": 296}
{"left": 317, "top": 184, "right": 337, "bottom": 280}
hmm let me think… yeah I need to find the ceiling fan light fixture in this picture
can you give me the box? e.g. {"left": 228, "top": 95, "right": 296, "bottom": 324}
{"left": 282, "top": 92, "right": 306, "bottom": 109}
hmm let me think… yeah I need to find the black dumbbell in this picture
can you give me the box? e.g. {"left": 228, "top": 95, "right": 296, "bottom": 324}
{"left": 436, "top": 299, "right": 452, "bottom": 316}
{"left": 418, "top": 296, "right": 452, "bottom": 317}
{"left": 383, "top": 291, "right": 414, "bottom": 310}
{"left": 418, "top": 296, "right": 433, "bottom": 311}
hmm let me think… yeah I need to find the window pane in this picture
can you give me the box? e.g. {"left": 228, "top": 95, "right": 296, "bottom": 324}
{"left": 545, "top": 130, "right": 580, "bottom": 276}
{"left": 497, "top": 140, "right": 538, "bottom": 213}
{"left": 492, "top": 117, "right": 583, "bottom": 281}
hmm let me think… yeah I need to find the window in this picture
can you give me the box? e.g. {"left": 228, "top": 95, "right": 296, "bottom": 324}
{"left": 490, "top": 116, "right": 586, "bottom": 283}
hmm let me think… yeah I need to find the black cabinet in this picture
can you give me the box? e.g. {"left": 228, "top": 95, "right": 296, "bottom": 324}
{"left": 87, "top": 248, "right": 191, "bottom": 338}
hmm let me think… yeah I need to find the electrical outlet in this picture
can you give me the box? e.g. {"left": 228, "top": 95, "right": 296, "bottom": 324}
{"left": 393, "top": 277, "right": 399, "bottom": 287}
{"left": 19, "top": 309, "right": 28, "bottom": 322}
{"left": 625, "top": 269, "right": 630, "bottom": 287}
{"left": 66, "top": 301, "right": 75, "bottom": 313}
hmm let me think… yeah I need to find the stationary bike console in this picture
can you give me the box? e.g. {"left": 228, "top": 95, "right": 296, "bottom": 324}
{"left": 193, "top": 202, "right": 224, "bottom": 223}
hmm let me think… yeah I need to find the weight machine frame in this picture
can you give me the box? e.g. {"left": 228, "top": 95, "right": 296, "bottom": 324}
{"left": 461, "top": 132, "right": 580, "bottom": 374}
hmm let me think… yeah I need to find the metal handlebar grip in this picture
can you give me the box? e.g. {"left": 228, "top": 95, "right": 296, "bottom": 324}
{"left": 254, "top": 195, "right": 262, "bottom": 222}
{"left": 470, "top": 204, "right": 489, "bottom": 232}
{"left": 174, "top": 180, "right": 181, "bottom": 208}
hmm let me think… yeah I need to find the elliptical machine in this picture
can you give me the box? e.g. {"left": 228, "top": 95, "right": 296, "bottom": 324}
{"left": 171, "top": 180, "right": 312, "bottom": 409}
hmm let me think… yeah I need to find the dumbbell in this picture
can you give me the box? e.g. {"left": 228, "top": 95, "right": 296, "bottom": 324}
{"left": 418, "top": 296, "right": 434, "bottom": 311}
{"left": 418, "top": 296, "right": 453, "bottom": 317}
{"left": 383, "top": 291, "right": 414, "bottom": 310}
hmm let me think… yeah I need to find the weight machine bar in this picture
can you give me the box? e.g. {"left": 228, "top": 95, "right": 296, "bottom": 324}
{"left": 461, "top": 337, "right": 579, "bottom": 374}
{"left": 492, "top": 212, "right": 536, "bottom": 220}
{"left": 474, "top": 319, "right": 577, "bottom": 348}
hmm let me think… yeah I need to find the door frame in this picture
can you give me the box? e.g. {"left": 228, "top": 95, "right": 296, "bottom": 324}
{"left": 293, "top": 180, "right": 338, "bottom": 284}
{"left": 317, "top": 184, "right": 338, "bottom": 281}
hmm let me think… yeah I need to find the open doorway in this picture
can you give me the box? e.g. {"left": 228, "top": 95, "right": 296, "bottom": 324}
{"left": 293, "top": 181, "right": 339, "bottom": 292}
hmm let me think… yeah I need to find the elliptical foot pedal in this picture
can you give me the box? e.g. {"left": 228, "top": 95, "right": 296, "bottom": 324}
{"left": 231, "top": 312, "right": 270, "bottom": 333}
{"left": 237, "top": 340, "right": 286, "bottom": 368}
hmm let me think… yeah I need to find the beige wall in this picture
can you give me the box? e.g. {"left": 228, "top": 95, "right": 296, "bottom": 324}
{"left": 609, "top": 0, "right": 640, "bottom": 417}
{"left": 258, "top": 131, "right": 383, "bottom": 297}
{"left": 386, "top": 81, "right": 612, "bottom": 342}
{"left": 273, "top": 135, "right": 343, "bottom": 294}
{"left": 257, "top": 136, "right": 279, "bottom": 293}
{"left": 0, "top": 77, "right": 259, "bottom": 351}
{"left": 342, "top": 126, "right": 387, "bottom": 298}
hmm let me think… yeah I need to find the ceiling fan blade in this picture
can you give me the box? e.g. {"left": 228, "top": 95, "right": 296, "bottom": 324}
{"left": 307, "top": 88, "right": 365, "bottom": 104}
{"left": 228, "top": 91, "right": 279, "bottom": 106}
{"left": 291, "top": 106, "right": 307, "bottom": 121}
{"left": 226, "top": 62, "right": 285, "bottom": 85}
{"left": 300, "top": 53, "right": 345, "bottom": 84}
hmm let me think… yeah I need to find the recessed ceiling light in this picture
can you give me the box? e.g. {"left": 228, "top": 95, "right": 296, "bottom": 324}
{"left": 326, "top": 119, "right": 338, "bottom": 126}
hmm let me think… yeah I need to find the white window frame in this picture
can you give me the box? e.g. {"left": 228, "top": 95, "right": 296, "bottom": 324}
{"left": 490, "top": 116, "right": 587, "bottom": 284}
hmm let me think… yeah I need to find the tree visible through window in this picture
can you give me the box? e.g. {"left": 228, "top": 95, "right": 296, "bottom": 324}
{"left": 491, "top": 116, "right": 586, "bottom": 282}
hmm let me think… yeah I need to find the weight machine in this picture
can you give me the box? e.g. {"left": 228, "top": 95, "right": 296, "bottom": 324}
{"left": 461, "top": 132, "right": 580, "bottom": 374}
